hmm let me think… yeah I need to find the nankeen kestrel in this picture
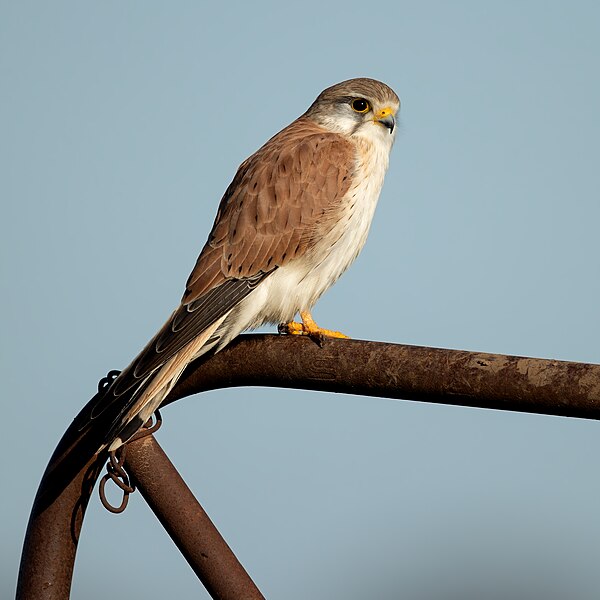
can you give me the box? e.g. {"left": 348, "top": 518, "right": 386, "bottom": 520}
{"left": 96, "top": 78, "right": 400, "bottom": 451}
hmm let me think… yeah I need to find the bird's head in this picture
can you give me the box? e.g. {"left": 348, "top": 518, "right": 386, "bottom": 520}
{"left": 304, "top": 77, "right": 400, "bottom": 147}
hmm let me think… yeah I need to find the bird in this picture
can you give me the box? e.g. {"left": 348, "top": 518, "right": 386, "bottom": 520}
{"left": 93, "top": 77, "right": 400, "bottom": 453}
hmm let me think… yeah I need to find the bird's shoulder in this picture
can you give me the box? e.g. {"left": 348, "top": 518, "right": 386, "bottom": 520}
{"left": 183, "top": 117, "right": 357, "bottom": 303}
{"left": 240, "top": 115, "right": 355, "bottom": 178}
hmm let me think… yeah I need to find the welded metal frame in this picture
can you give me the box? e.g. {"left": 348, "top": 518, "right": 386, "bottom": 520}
{"left": 17, "top": 334, "right": 600, "bottom": 599}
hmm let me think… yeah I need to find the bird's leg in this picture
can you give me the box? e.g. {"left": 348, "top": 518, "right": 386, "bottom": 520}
{"left": 300, "top": 311, "right": 349, "bottom": 339}
{"left": 279, "top": 310, "right": 349, "bottom": 342}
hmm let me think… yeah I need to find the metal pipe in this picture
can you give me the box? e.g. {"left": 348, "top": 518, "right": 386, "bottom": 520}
{"left": 17, "top": 335, "right": 600, "bottom": 600}
{"left": 169, "top": 335, "right": 600, "bottom": 420}
{"left": 124, "top": 434, "right": 265, "bottom": 600}
{"left": 16, "top": 454, "right": 102, "bottom": 600}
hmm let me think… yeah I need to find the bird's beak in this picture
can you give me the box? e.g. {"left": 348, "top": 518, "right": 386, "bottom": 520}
{"left": 374, "top": 107, "right": 395, "bottom": 133}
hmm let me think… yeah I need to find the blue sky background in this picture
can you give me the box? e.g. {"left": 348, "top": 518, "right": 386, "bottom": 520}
{"left": 2, "top": 1, "right": 600, "bottom": 598}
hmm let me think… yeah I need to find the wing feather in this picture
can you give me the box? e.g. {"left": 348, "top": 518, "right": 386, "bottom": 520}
{"left": 93, "top": 116, "right": 355, "bottom": 445}
{"left": 183, "top": 116, "right": 355, "bottom": 302}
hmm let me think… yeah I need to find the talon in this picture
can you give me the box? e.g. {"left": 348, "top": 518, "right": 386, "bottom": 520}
{"left": 313, "top": 328, "right": 349, "bottom": 339}
{"left": 280, "top": 311, "right": 349, "bottom": 341}
{"left": 279, "top": 321, "right": 306, "bottom": 335}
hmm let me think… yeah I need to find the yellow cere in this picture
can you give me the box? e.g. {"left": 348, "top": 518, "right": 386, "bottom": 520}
{"left": 375, "top": 107, "right": 393, "bottom": 120}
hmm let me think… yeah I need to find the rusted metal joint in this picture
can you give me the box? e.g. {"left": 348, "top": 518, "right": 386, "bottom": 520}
{"left": 98, "top": 446, "right": 134, "bottom": 513}
{"left": 99, "top": 410, "right": 163, "bottom": 513}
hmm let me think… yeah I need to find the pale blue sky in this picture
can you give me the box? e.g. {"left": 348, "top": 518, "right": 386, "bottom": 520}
{"left": 2, "top": 1, "right": 600, "bottom": 598}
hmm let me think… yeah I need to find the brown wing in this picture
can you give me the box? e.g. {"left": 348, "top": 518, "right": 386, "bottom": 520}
{"left": 84, "top": 116, "right": 356, "bottom": 450}
{"left": 95, "top": 117, "right": 354, "bottom": 414}
{"left": 184, "top": 116, "right": 355, "bottom": 303}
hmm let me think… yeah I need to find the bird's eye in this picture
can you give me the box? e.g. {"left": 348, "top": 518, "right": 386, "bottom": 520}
{"left": 351, "top": 98, "right": 370, "bottom": 113}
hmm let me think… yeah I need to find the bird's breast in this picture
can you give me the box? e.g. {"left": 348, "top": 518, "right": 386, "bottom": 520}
{"left": 254, "top": 138, "right": 390, "bottom": 325}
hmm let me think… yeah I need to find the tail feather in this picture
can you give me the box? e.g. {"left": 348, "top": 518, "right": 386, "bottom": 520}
{"left": 104, "top": 314, "right": 228, "bottom": 451}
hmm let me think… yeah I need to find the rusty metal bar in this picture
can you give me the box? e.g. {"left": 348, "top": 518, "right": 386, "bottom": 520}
{"left": 169, "top": 335, "right": 600, "bottom": 420}
{"left": 16, "top": 453, "right": 103, "bottom": 600}
{"left": 124, "top": 434, "right": 265, "bottom": 600}
{"left": 17, "top": 335, "right": 600, "bottom": 600}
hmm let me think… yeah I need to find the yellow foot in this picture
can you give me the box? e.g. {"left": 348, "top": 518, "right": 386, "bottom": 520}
{"left": 278, "top": 310, "right": 349, "bottom": 344}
